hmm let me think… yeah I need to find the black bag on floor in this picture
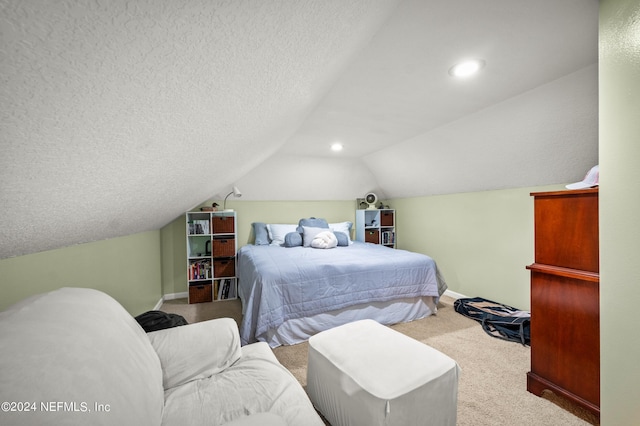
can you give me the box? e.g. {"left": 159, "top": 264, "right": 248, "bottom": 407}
{"left": 135, "top": 310, "right": 188, "bottom": 333}
{"left": 453, "top": 297, "right": 530, "bottom": 346}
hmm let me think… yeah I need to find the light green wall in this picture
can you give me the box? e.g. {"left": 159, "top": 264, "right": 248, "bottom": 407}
{"left": 0, "top": 230, "right": 162, "bottom": 315}
{"left": 599, "top": 0, "right": 640, "bottom": 423}
{"left": 161, "top": 217, "right": 187, "bottom": 296}
{"left": 391, "top": 184, "right": 564, "bottom": 310}
{"left": 160, "top": 199, "right": 357, "bottom": 295}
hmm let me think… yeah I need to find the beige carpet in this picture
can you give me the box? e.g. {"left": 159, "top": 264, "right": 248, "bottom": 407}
{"left": 161, "top": 296, "right": 597, "bottom": 426}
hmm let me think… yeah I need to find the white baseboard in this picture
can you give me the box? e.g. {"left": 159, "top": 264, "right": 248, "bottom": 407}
{"left": 153, "top": 298, "right": 163, "bottom": 310}
{"left": 164, "top": 291, "right": 188, "bottom": 300}
{"left": 443, "top": 289, "right": 467, "bottom": 300}
{"left": 153, "top": 292, "right": 188, "bottom": 310}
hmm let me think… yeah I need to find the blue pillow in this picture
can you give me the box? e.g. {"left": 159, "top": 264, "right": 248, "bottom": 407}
{"left": 330, "top": 221, "right": 353, "bottom": 245}
{"left": 283, "top": 232, "right": 303, "bottom": 247}
{"left": 296, "top": 217, "right": 329, "bottom": 233}
{"left": 252, "top": 222, "right": 270, "bottom": 245}
{"left": 335, "top": 231, "right": 349, "bottom": 247}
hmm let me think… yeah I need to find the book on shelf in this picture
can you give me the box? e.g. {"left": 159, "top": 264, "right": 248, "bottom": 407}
{"left": 228, "top": 280, "right": 236, "bottom": 299}
{"left": 217, "top": 279, "right": 227, "bottom": 300}
{"left": 216, "top": 279, "right": 236, "bottom": 300}
{"left": 189, "top": 260, "right": 211, "bottom": 280}
{"left": 382, "top": 230, "right": 395, "bottom": 245}
{"left": 223, "top": 279, "right": 230, "bottom": 299}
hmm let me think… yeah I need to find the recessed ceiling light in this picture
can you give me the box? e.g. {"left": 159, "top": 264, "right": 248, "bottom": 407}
{"left": 448, "top": 59, "right": 485, "bottom": 78}
{"left": 331, "top": 143, "right": 343, "bottom": 152}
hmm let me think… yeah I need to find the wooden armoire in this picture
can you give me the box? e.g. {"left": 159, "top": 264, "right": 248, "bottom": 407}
{"left": 526, "top": 188, "right": 599, "bottom": 419}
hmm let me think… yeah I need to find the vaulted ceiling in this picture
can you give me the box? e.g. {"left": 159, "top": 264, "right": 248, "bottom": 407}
{"left": 0, "top": 0, "right": 598, "bottom": 259}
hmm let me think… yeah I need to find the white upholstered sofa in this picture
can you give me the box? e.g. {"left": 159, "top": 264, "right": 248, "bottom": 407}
{"left": 0, "top": 287, "right": 323, "bottom": 426}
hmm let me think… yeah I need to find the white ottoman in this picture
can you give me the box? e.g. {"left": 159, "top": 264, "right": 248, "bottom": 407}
{"left": 307, "top": 319, "right": 460, "bottom": 426}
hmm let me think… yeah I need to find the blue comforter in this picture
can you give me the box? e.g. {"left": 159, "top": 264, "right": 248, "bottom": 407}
{"left": 237, "top": 242, "right": 446, "bottom": 345}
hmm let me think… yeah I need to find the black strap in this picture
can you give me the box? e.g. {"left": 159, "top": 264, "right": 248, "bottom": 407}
{"left": 481, "top": 317, "right": 528, "bottom": 346}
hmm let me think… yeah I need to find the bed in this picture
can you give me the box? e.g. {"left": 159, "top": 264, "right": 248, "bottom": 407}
{"left": 237, "top": 220, "right": 447, "bottom": 347}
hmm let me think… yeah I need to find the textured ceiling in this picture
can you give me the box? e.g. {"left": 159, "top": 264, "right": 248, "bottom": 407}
{"left": 0, "top": 0, "right": 598, "bottom": 259}
{"left": 281, "top": 0, "right": 598, "bottom": 159}
{"left": 0, "top": 0, "right": 399, "bottom": 258}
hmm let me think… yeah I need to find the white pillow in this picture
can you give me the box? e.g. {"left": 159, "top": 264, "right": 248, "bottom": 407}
{"left": 267, "top": 224, "right": 298, "bottom": 246}
{"left": 330, "top": 221, "right": 353, "bottom": 244}
{"left": 302, "top": 226, "right": 329, "bottom": 247}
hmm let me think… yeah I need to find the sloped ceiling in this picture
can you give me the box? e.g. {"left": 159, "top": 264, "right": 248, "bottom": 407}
{"left": 0, "top": 0, "right": 598, "bottom": 259}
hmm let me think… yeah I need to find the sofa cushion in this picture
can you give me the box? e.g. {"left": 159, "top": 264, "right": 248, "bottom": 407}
{"left": 148, "top": 318, "right": 241, "bottom": 390}
{"left": 161, "top": 342, "right": 324, "bottom": 426}
{"left": 0, "top": 287, "right": 164, "bottom": 426}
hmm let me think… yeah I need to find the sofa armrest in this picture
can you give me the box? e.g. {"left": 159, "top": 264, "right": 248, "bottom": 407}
{"left": 147, "top": 317, "right": 241, "bottom": 389}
